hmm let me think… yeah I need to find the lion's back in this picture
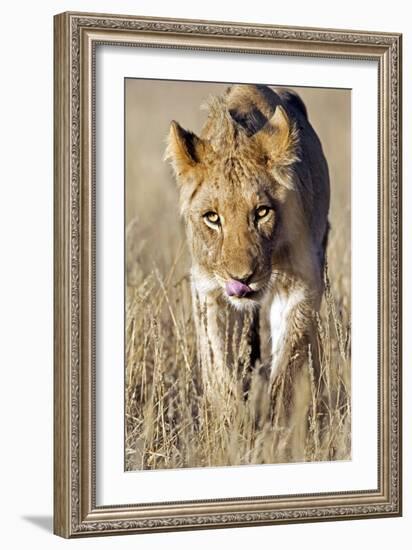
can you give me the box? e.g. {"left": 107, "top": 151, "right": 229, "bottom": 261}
{"left": 225, "top": 84, "right": 330, "bottom": 250}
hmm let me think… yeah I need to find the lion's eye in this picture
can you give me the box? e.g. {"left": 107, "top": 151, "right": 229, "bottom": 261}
{"left": 256, "top": 206, "right": 270, "bottom": 220}
{"left": 204, "top": 211, "right": 220, "bottom": 226}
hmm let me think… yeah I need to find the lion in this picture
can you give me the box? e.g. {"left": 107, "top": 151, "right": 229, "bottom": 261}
{"left": 165, "top": 84, "right": 330, "bottom": 398}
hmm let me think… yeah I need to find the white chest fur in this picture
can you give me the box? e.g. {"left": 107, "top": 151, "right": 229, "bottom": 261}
{"left": 269, "top": 288, "right": 304, "bottom": 377}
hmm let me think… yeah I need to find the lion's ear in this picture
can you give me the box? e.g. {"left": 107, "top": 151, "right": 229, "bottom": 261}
{"left": 165, "top": 121, "right": 206, "bottom": 179}
{"left": 254, "top": 105, "right": 298, "bottom": 167}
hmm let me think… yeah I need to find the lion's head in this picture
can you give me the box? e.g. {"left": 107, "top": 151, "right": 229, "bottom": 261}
{"left": 165, "top": 86, "right": 300, "bottom": 309}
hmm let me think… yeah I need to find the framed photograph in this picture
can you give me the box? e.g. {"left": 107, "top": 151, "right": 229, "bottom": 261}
{"left": 53, "top": 12, "right": 402, "bottom": 537}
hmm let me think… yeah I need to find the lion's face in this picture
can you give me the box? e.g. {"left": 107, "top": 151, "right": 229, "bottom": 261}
{"left": 165, "top": 98, "right": 298, "bottom": 309}
{"left": 186, "top": 162, "right": 281, "bottom": 308}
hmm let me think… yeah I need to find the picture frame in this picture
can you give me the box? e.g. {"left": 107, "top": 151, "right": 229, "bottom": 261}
{"left": 53, "top": 11, "right": 402, "bottom": 538}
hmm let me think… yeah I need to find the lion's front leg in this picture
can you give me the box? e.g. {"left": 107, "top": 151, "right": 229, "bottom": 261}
{"left": 269, "top": 286, "right": 319, "bottom": 403}
{"left": 192, "top": 286, "right": 261, "bottom": 396}
{"left": 192, "top": 288, "right": 229, "bottom": 394}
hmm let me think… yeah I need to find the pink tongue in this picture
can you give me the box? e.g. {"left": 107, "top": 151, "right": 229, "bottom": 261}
{"left": 225, "top": 279, "right": 252, "bottom": 298}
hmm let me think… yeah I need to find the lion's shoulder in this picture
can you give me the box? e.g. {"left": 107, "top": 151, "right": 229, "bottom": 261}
{"left": 224, "top": 85, "right": 308, "bottom": 136}
{"left": 276, "top": 88, "right": 308, "bottom": 119}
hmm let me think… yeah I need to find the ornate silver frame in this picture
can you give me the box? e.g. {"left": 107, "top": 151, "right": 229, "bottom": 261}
{"left": 53, "top": 11, "right": 402, "bottom": 538}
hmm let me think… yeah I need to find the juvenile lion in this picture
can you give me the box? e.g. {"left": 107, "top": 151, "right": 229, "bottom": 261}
{"left": 166, "top": 84, "right": 330, "bottom": 396}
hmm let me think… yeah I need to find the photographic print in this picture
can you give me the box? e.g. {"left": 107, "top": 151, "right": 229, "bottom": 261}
{"left": 125, "top": 79, "right": 351, "bottom": 471}
{"left": 54, "top": 12, "right": 401, "bottom": 537}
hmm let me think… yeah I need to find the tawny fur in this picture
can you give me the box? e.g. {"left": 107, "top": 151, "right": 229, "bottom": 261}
{"left": 165, "top": 84, "right": 330, "bottom": 397}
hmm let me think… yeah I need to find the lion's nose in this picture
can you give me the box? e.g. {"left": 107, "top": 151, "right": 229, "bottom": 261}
{"left": 225, "top": 279, "right": 252, "bottom": 298}
{"left": 227, "top": 269, "right": 254, "bottom": 285}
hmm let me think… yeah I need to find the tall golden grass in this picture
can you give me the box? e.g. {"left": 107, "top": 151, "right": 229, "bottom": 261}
{"left": 125, "top": 225, "right": 351, "bottom": 471}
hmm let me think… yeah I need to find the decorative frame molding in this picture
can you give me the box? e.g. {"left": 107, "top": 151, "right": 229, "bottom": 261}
{"left": 53, "top": 11, "right": 402, "bottom": 538}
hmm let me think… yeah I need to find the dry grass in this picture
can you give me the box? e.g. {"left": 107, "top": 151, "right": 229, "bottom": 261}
{"left": 125, "top": 228, "right": 351, "bottom": 471}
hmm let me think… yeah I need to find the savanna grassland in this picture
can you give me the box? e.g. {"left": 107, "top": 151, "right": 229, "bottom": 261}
{"left": 124, "top": 80, "right": 351, "bottom": 471}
